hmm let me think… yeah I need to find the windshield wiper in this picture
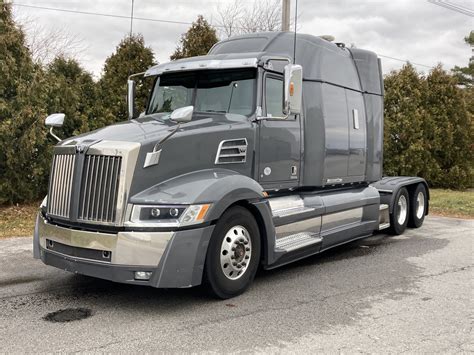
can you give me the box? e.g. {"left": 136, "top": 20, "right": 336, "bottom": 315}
{"left": 149, "top": 112, "right": 170, "bottom": 122}
{"left": 200, "top": 110, "right": 227, "bottom": 113}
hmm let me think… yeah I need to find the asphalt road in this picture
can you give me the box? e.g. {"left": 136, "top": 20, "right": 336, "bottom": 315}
{"left": 0, "top": 216, "right": 472, "bottom": 353}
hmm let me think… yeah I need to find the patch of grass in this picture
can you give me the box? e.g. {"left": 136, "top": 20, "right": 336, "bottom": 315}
{"left": 0, "top": 202, "right": 40, "bottom": 239}
{"left": 429, "top": 189, "right": 474, "bottom": 219}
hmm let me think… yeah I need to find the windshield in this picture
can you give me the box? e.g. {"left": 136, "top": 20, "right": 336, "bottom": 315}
{"left": 146, "top": 69, "right": 256, "bottom": 117}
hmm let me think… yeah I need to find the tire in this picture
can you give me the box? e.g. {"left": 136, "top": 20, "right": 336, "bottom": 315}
{"left": 204, "top": 206, "right": 261, "bottom": 299}
{"left": 388, "top": 187, "right": 410, "bottom": 235}
{"left": 408, "top": 184, "right": 427, "bottom": 228}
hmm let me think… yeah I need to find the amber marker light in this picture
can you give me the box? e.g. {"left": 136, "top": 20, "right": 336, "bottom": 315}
{"left": 197, "top": 204, "right": 211, "bottom": 220}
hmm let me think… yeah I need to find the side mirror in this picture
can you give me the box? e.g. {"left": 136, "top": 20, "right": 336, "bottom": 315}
{"left": 283, "top": 64, "right": 303, "bottom": 115}
{"left": 170, "top": 105, "right": 194, "bottom": 123}
{"left": 127, "top": 79, "right": 136, "bottom": 120}
{"left": 45, "top": 113, "right": 65, "bottom": 142}
{"left": 45, "top": 113, "right": 65, "bottom": 127}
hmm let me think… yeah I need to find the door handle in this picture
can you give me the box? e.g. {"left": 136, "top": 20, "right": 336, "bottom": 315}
{"left": 352, "top": 109, "right": 359, "bottom": 130}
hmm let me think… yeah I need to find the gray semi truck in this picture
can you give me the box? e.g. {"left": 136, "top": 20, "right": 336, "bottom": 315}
{"left": 34, "top": 32, "right": 429, "bottom": 299}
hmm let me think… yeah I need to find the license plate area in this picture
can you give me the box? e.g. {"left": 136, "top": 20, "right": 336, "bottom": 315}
{"left": 46, "top": 239, "right": 112, "bottom": 262}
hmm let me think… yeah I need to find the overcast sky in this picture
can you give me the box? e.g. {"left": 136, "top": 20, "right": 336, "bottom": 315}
{"left": 11, "top": 0, "right": 473, "bottom": 78}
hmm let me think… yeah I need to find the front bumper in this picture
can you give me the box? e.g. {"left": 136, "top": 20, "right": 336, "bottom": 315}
{"left": 33, "top": 214, "right": 214, "bottom": 288}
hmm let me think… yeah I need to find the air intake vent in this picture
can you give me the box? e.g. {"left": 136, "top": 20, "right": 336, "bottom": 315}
{"left": 78, "top": 155, "right": 122, "bottom": 223}
{"left": 215, "top": 138, "right": 248, "bottom": 164}
{"left": 47, "top": 154, "right": 76, "bottom": 218}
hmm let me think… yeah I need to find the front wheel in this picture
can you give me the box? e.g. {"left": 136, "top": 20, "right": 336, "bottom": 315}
{"left": 388, "top": 187, "right": 410, "bottom": 235}
{"left": 204, "top": 206, "right": 261, "bottom": 299}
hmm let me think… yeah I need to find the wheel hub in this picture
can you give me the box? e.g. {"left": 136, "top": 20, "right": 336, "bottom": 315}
{"left": 397, "top": 194, "right": 408, "bottom": 225}
{"left": 220, "top": 225, "right": 252, "bottom": 280}
{"left": 416, "top": 191, "right": 425, "bottom": 219}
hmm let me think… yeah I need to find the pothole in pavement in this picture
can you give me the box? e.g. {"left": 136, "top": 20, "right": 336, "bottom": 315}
{"left": 43, "top": 308, "right": 93, "bottom": 323}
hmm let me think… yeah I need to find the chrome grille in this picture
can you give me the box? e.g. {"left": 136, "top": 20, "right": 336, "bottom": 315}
{"left": 48, "top": 154, "right": 76, "bottom": 218}
{"left": 78, "top": 155, "right": 122, "bottom": 223}
{"left": 215, "top": 138, "right": 248, "bottom": 164}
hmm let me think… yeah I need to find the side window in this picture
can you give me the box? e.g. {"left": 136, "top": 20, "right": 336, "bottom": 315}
{"left": 265, "top": 77, "right": 284, "bottom": 118}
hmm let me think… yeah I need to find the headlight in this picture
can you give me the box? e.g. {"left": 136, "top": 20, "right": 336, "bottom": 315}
{"left": 126, "top": 204, "right": 211, "bottom": 228}
{"left": 40, "top": 195, "right": 48, "bottom": 213}
{"left": 40, "top": 195, "right": 47, "bottom": 208}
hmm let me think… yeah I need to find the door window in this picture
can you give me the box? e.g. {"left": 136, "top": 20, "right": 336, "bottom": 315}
{"left": 265, "top": 77, "right": 284, "bottom": 118}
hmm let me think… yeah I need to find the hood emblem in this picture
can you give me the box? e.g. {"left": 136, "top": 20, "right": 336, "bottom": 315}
{"left": 74, "top": 139, "right": 102, "bottom": 154}
{"left": 76, "top": 144, "right": 87, "bottom": 153}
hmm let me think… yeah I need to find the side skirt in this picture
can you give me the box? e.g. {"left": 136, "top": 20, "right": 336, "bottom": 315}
{"left": 264, "top": 223, "right": 374, "bottom": 270}
{"left": 263, "top": 185, "right": 380, "bottom": 269}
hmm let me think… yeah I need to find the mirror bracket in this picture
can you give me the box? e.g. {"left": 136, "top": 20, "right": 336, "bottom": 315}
{"left": 255, "top": 113, "right": 290, "bottom": 121}
{"left": 49, "top": 127, "right": 62, "bottom": 142}
{"left": 45, "top": 113, "right": 65, "bottom": 142}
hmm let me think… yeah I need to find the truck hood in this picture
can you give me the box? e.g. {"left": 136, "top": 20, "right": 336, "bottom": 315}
{"left": 59, "top": 114, "right": 249, "bottom": 148}
{"left": 59, "top": 117, "right": 190, "bottom": 147}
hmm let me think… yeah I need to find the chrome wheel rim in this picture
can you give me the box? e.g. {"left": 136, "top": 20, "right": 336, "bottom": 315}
{"left": 397, "top": 194, "right": 408, "bottom": 225}
{"left": 220, "top": 225, "right": 252, "bottom": 280}
{"left": 416, "top": 191, "right": 425, "bottom": 219}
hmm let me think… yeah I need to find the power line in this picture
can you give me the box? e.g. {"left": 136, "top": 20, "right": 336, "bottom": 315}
{"left": 378, "top": 54, "right": 435, "bottom": 69}
{"left": 12, "top": 3, "right": 199, "bottom": 27}
{"left": 427, "top": 0, "right": 474, "bottom": 17}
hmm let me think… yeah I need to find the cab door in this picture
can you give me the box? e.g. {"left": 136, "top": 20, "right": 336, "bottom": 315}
{"left": 258, "top": 74, "right": 301, "bottom": 189}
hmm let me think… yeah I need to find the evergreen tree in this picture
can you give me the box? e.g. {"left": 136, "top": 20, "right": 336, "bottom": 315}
{"left": 170, "top": 15, "right": 218, "bottom": 60}
{"left": 98, "top": 34, "right": 155, "bottom": 125}
{"left": 383, "top": 64, "right": 437, "bottom": 180}
{"left": 452, "top": 31, "right": 473, "bottom": 88}
{"left": 424, "top": 66, "right": 473, "bottom": 189}
{"left": 0, "top": 2, "right": 51, "bottom": 203}
{"left": 384, "top": 64, "right": 473, "bottom": 189}
{"left": 45, "top": 57, "right": 97, "bottom": 137}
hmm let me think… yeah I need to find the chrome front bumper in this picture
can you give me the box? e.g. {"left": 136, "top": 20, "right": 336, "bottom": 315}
{"left": 33, "top": 213, "right": 215, "bottom": 288}
{"left": 36, "top": 214, "right": 172, "bottom": 267}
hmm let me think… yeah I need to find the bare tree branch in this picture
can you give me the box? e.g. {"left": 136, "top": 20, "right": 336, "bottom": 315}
{"left": 216, "top": 0, "right": 283, "bottom": 38}
{"left": 14, "top": 12, "right": 87, "bottom": 64}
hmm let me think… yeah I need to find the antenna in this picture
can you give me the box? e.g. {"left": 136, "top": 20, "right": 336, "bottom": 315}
{"left": 293, "top": 0, "right": 298, "bottom": 64}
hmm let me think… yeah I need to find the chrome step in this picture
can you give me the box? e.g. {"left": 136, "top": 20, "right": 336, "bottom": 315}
{"left": 378, "top": 204, "right": 390, "bottom": 230}
{"left": 268, "top": 195, "right": 314, "bottom": 218}
{"left": 275, "top": 232, "right": 323, "bottom": 252}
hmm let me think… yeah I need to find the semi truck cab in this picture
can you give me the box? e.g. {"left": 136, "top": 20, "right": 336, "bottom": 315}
{"left": 34, "top": 32, "right": 429, "bottom": 298}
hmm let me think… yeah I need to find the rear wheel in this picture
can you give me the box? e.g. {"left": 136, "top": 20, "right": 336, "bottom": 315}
{"left": 204, "top": 206, "right": 261, "bottom": 299}
{"left": 408, "top": 184, "right": 427, "bottom": 228}
{"left": 388, "top": 187, "right": 409, "bottom": 235}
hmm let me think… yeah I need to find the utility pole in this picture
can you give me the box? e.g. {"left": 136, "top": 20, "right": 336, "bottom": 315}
{"left": 130, "top": 0, "right": 135, "bottom": 38}
{"left": 282, "top": 0, "right": 290, "bottom": 31}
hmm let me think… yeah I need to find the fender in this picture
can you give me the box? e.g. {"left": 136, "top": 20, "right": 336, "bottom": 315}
{"left": 129, "top": 168, "right": 268, "bottom": 222}
{"left": 129, "top": 169, "right": 274, "bottom": 286}
{"left": 371, "top": 176, "right": 430, "bottom": 215}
